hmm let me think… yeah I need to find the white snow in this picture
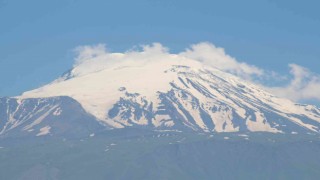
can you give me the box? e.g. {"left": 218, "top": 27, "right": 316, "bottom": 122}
{"left": 23, "top": 105, "right": 58, "bottom": 131}
{"left": 53, "top": 107, "right": 62, "bottom": 116}
{"left": 21, "top": 59, "right": 200, "bottom": 126}
{"left": 17, "top": 53, "right": 320, "bottom": 134}
{"left": 154, "top": 129, "right": 182, "bottom": 133}
{"left": 36, "top": 126, "right": 51, "bottom": 136}
{"left": 246, "top": 112, "right": 281, "bottom": 133}
{"left": 238, "top": 134, "right": 249, "bottom": 137}
{"left": 209, "top": 107, "right": 239, "bottom": 132}
{"left": 164, "top": 121, "right": 175, "bottom": 127}
{"left": 153, "top": 114, "right": 173, "bottom": 127}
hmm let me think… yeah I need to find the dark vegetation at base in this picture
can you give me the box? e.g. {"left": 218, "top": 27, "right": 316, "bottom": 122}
{"left": 1, "top": 129, "right": 320, "bottom": 180}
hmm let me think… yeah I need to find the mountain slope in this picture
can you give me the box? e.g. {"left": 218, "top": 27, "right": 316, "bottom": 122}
{"left": 0, "top": 96, "right": 103, "bottom": 138}
{"left": 18, "top": 57, "right": 320, "bottom": 134}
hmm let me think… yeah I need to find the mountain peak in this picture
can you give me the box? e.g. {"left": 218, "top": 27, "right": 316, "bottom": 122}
{"left": 18, "top": 57, "right": 320, "bottom": 134}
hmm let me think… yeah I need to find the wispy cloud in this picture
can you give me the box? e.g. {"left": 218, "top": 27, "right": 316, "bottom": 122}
{"left": 180, "top": 42, "right": 264, "bottom": 79}
{"left": 266, "top": 64, "right": 320, "bottom": 102}
{"left": 71, "top": 43, "right": 169, "bottom": 77}
{"left": 74, "top": 44, "right": 107, "bottom": 66}
{"left": 72, "top": 42, "right": 320, "bottom": 104}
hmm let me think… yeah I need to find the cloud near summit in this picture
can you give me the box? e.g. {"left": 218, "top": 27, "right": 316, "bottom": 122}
{"left": 179, "top": 43, "right": 264, "bottom": 78}
{"left": 266, "top": 64, "right": 320, "bottom": 102}
{"left": 72, "top": 42, "right": 320, "bottom": 104}
{"left": 72, "top": 42, "right": 263, "bottom": 79}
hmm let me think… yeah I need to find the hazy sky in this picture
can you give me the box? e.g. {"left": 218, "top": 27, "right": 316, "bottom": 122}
{"left": 0, "top": 0, "right": 319, "bottom": 105}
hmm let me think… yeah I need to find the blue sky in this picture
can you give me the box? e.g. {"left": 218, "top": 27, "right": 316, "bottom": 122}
{"left": 0, "top": 0, "right": 319, "bottom": 105}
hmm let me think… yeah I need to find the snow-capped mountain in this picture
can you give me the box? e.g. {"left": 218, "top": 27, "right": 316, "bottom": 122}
{"left": 1, "top": 54, "right": 314, "bottom": 137}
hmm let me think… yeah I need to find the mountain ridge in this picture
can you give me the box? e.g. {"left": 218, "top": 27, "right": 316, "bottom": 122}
{"left": 0, "top": 96, "right": 103, "bottom": 137}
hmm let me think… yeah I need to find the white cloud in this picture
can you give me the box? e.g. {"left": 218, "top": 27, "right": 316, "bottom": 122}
{"left": 266, "top": 64, "right": 320, "bottom": 102}
{"left": 72, "top": 42, "right": 264, "bottom": 80}
{"left": 71, "top": 42, "right": 320, "bottom": 104}
{"left": 74, "top": 44, "right": 107, "bottom": 66}
{"left": 179, "top": 42, "right": 264, "bottom": 79}
{"left": 71, "top": 43, "right": 171, "bottom": 77}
